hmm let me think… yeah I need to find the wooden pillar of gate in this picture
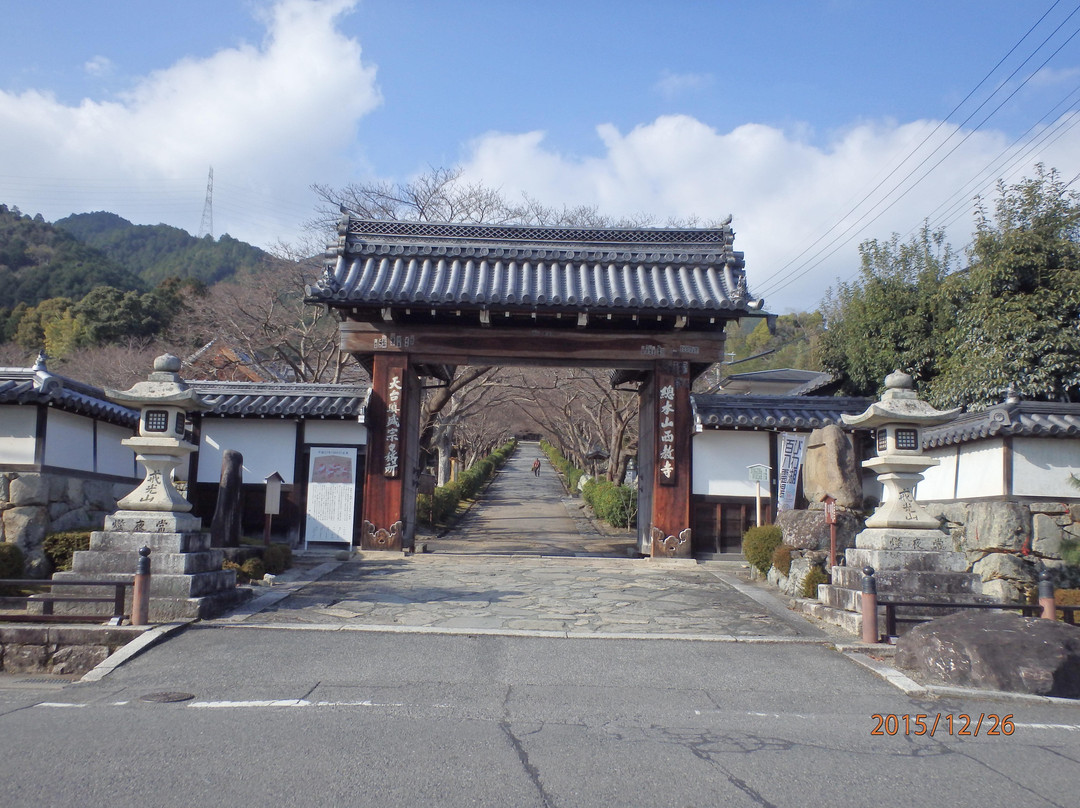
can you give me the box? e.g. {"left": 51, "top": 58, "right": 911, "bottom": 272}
{"left": 360, "top": 352, "right": 419, "bottom": 550}
{"left": 649, "top": 360, "right": 692, "bottom": 557}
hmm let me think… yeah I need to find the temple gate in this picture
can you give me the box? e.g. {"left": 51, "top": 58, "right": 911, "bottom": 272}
{"left": 306, "top": 217, "right": 766, "bottom": 556}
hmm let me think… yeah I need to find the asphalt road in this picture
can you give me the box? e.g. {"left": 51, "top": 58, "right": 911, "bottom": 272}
{"left": 2, "top": 625, "right": 1078, "bottom": 808}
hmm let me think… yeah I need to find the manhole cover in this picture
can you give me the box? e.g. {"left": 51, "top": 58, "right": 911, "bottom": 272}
{"left": 139, "top": 692, "right": 195, "bottom": 703}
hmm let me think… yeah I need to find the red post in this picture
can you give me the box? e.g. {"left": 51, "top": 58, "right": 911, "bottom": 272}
{"left": 860, "top": 566, "right": 879, "bottom": 644}
{"left": 823, "top": 494, "right": 837, "bottom": 573}
{"left": 131, "top": 546, "right": 151, "bottom": 626}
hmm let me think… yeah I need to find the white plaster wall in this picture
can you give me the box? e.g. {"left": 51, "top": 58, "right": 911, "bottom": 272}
{"left": 919, "top": 446, "right": 959, "bottom": 501}
{"left": 0, "top": 406, "right": 37, "bottom": 464}
{"left": 198, "top": 420, "right": 297, "bottom": 484}
{"left": 304, "top": 420, "right": 368, "bottom": 446}
{"left": 96, "top": 421, "right": 137, "bottom": 478}
{"left": 43, "top": 409, "right": 94, "bottom": 471}
{"left": 692, "top": 430, "right": 772, "bottom": 497}
{"left": 1012, "top": 437, "right": 1080, "bottom": 498}
{"left": 956, "top": 441, "right": 1005, "bottom": 499}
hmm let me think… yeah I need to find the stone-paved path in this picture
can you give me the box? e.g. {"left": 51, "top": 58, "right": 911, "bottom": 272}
{"left": 230, "top": 554, "right": 823, "bottom": 637}
{"left": 426, "top": 442, "right": 635, "bottom": 556}
{"left": 214, "top": 444, "right": 825, "bottom": 639}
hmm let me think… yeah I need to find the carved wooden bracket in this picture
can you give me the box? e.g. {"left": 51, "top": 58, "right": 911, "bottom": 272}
{"left": 362, "top": 519, "right": 403, "bottom": 551}
{"left": 651, "top": 526, "right": 691, "bottom": 557}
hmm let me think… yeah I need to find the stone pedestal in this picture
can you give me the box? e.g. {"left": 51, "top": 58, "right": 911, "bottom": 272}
{"left": 810, "top": 527, "right": 989, "bottom": 636}
{"left": 52, "top": 511, "right": 251, "bottom": 621}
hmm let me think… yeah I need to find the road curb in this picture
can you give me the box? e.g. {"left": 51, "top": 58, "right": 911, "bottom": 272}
{"left": 79, "top": 620, "right": 194, "bottom": 683}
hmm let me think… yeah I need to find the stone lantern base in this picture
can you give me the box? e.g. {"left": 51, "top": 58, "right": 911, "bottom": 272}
{"left": 807, "top": 527, "right": 992, "bottom": 637}
{"left": 52, "top": 511, "right": 251, "bottom": 622}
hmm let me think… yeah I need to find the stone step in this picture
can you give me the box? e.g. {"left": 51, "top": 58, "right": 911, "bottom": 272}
{"left": 794, "top": 600, "right": 865, "bottom": 636}
{"left": 71, "top": 549, "right": 224, "bottom": 576}
{"left": 832, "top": 566, "right": 982, "bottom": 596}
{"left": 818, "top": 584, "right": 861, "bottom": 612}
{"left": 54, "top": 569, "right": 238, "bottom": 599}
{"left": 845, "top": 548, "right": 969, "bottom": 573}
{"left": 41, "top": 585, "right": 253, "bottom": 621}
{"left": 90, "top": 530, "right": 211, "bottom": 554}
{"left": 148, "top": 588, "right": 253, "bottom": 622}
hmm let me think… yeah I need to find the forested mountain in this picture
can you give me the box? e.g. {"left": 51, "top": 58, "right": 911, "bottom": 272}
{"left": 0, "top": 204, "right": 143, "bottom": 308}
{"left": 54, "top": 211, "right": 269, "bottom": 285}
{"left": 0, "top": 203, "right": 277, "bottom": 367}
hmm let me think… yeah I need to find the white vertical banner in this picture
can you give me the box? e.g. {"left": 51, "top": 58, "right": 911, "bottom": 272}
{"left": 304, "top": 447, "right": 357, "bottom": 545}
{"left": 776, "top": 433, "right": 807, "bottom": 512}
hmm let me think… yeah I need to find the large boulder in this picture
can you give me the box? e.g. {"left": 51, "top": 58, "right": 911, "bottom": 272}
{"left": 896, "top": 610, "right": 1080, "bottom": 698}
{"left": 803, "top": 425, "right": 862, "bottom": 509}
{"left": 776, "top": 508, "right": 862, "bottom": 552}
{"left": 963, "top": 501, "right": 1030, "bottom": 553}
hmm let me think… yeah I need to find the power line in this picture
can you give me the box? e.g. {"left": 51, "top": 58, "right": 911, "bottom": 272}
{"left": 756, "top": 1, "right": 1080, "bottom": 300}
{"left": 756, "top": 8, "right": 1080, "bottom": 300}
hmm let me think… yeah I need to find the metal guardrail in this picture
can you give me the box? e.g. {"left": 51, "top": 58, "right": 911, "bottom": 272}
{"left": 0, "top": 545, "right": 153, "bottom": 626}
{"left": 860, "top": 566, "right": 1078, "bottom": 643}
{"left": 0, "top": 578, "right": 131, "bottom": 624}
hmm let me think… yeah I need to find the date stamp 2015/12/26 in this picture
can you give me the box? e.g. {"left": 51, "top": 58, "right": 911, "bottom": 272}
{"left": 871, "top": 714, "right": 1015, "bottom": 736}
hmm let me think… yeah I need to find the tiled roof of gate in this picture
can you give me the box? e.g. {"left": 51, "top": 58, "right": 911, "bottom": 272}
{"left": 189, "top": 381, "right": 370, "bottom": 419}
{"left": 923, "top": 400, "right": 1080, "bottom": 447}
{"left": 692, "top": 394, "right": 874, "bottom": 430}
{"left": 306, "top": 216, "right": 766, "bottom": 315}
{"left": 0, "top": 367, "right": 138, "bottom": 426}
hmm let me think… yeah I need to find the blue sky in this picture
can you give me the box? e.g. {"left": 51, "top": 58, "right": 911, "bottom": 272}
{"left": 2, "top": 0, "right": 1079, "bottom": 312}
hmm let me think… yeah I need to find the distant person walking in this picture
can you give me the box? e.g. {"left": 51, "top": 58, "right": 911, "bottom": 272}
{"left": 532, "top": 458, "right": 541, "bottom": 477}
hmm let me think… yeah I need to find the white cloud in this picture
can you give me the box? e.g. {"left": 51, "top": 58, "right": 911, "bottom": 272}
{"left": 653, "top": 70, "right": 713, "bottom": 99}
{"left": 0, "top": 0, "right": 378, "bottom": 244}
{"left": 459, "top": 113, "right": 1080, "bottom": 312}
{"left": 1030, "top": 65, "right": 1080, "bottom": 87}
{"left": 83, "top": 56, "right": 114, "bottom": 77}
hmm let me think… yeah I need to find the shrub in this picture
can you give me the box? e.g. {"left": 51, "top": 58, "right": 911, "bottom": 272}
{"left": 1062, "top": 535, "right": 1080, "bottom": 567}
{"left": 223, "top": 559, "right": 247, "bottom": 583}
{"left": 771, "top": 544, "right": 793, "bottom": 577}
{"left": 240, "top": 557, "right": 266, "bottom": 582}
{"left": 0, "top": 542, "right": 24, "bottom": 578}
{"left": 43, "top": 531, "right": 92, "bottom": 572}
{"left": 801, "top": 566, "right": 830, "bottom": 598}
{"left": 263, "top": 543, "right": 292, "bottom": 575}
{"left": 743, "top": 525, "right": 783, "bottom": 575}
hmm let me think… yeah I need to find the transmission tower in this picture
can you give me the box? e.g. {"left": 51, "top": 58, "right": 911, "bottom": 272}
{"left": 198, "top": 166, "right": 214, "bottom": 239}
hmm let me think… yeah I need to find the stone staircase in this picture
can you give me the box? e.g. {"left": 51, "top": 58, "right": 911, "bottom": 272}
{"left": 52, "top": 510, "right": 251, "bottom": 622}
{"left": 802, "top": 527, "right": 991, "bottom": 638}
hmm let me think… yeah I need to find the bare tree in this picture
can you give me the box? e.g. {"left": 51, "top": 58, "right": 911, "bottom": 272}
{"left": 505, "top": 368, "right": 638, "bottom": 485}
{"left": 165, "top": 248, "right": 364, "bottom": 384}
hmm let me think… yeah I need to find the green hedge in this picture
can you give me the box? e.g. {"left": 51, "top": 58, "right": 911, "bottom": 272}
{"left": 582, "top": 477, "right": 638, "bottom": 529}
{"left": 539, "top": 440, "right": 586, "bottom": 494}
{"left": 418, "top": 439, "right": 517, "bottom": 528}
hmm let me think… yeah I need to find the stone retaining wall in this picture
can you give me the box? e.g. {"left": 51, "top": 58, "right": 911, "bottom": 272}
{"left": 765, "top": 500, "right": 1080, "bottom": 602}
{"left": 0, "top": 471, "right": 133, "bottom": 577}
{"left": 0, "top": 625, "right": 147, "bottom": 675}
{"left": 925, "top": 500, "right": 1080, "bottom": 601}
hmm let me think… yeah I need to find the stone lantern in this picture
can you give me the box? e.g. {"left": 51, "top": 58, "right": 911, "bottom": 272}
{"left": 841, "top": 370, "right": 960, "bottom": 529}
{"left": 104, "top": 354, "right": 209, "bottom": 513}
{"left": 52, "top": 354, "right": 249, "bottom": 621}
